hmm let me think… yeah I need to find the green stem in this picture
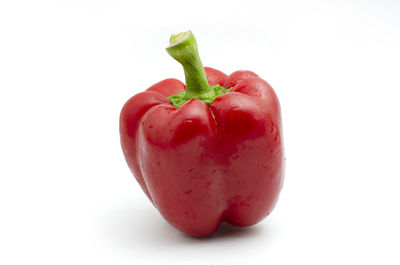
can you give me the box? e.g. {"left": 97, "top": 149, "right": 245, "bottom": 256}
{"left": 166, "top": 31, "right": 210, "bottom": 98}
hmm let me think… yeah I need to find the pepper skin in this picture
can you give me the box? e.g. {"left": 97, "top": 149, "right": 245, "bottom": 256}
{"left": 120, "top": 31, "right": 284, "bottom": 237}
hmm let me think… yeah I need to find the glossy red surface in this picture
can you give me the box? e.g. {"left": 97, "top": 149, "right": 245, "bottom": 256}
{"left": 120, "top": 68, "right": 284, "bottom": 237}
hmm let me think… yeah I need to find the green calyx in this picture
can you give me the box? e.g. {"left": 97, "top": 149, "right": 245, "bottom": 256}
{"left": 166, "top": 30, "right": 230, "bottom": 108}
{"left": 169, "top": 85, "right": 231, "bottom": 107}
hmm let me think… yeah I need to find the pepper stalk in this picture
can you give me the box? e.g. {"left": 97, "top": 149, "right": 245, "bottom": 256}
{"left": 166, "top": 31, "right": 230, "bottom": 107}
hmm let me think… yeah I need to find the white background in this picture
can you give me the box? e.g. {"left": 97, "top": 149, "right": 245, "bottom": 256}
{"left": 1, "top": 0, "right": 400, "bottom": 264}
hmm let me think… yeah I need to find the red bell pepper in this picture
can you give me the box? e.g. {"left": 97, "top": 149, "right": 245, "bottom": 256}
{"left": 120, "top": 31, "right": 284, "bottom": 237}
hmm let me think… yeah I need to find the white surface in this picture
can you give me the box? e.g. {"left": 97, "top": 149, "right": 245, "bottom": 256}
{"left": 1, "top": 0, "right": 400, "bottom": 264}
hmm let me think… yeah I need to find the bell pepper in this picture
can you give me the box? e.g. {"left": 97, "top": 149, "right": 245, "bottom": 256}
{"left": 120, "top": 31, "right": 284, "bottom": 237}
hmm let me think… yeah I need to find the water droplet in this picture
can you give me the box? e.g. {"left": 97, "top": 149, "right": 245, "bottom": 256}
{"left": 231, "top": 154, "right": 239, "bottom": 161}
